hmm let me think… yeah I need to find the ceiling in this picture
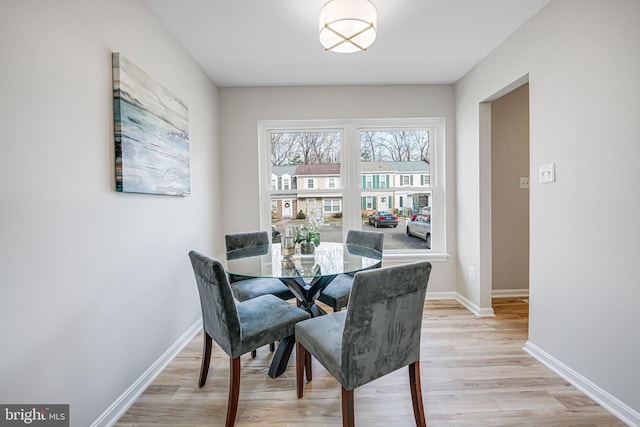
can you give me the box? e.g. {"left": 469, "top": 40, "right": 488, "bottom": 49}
{"left": 143, "top": 0, "right": 550, "bottom": 88}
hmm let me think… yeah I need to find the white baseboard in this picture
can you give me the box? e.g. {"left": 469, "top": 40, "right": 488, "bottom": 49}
{"left": 456, "top": 292, "right": 495, "bottom": 317}
{"left": 90, "top": 319, "right": 203, "bottom": 427}
{"left": 524, "top": 341, "right": 640, "bottom": 427}
{"left": 425, "top": 290, "right": 457, "bottom": 300}
{"left": 492, "top": 288, "right": 529, "bottom": 298}
{"left": 424, "top": 291, "right": 496, "bottom": 317}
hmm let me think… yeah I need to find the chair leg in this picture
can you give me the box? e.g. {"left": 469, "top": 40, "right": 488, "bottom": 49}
{"left": 226, "top": 357, "right": 241, "bottom": 427}
{"left": 305, "top": 351, "right": 312, "bottom": 382}
{"left": 296, "top": 341, "right": 306, "bottom": 398}
{"left": 270, "top": 342, "right": 276, "bottom": 352}
{"left": 341, "top": 387, "right": 355, "bottom": 427}
{"left": 198, "top": 332, "right": 213, "bottom": 387}
{"left": 409, "top": 361, "right": 427, "bottom": 427}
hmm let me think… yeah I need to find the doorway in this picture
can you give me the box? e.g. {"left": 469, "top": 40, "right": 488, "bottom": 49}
{"left": 490, "top": 83, "right": 530, "bottom": 300}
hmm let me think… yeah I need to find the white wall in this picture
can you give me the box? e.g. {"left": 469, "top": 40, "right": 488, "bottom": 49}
{"left": 455, "top": 0, "right": 640, "bottom": 420}
{"left": 219, "top": 85, "right": 457, "bottom": 294}
{"left": 0, "top": 1, "right": 220, "bottom": 425}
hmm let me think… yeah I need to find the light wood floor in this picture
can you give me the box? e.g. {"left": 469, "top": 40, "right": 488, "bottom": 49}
{"left": 116, "top": 298, "right": 626, "bottom": 426}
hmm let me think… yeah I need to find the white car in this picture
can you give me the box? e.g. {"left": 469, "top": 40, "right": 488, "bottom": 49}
{"left": 406, "top": 214, "right": 431, "bottom": 249}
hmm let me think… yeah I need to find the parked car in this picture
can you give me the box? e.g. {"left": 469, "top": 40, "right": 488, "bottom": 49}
{"left": 368, "top": 211, "right": 398, "bottom": 228}
{"left": 406, "top": 214, "right": 431, "bottom": 248}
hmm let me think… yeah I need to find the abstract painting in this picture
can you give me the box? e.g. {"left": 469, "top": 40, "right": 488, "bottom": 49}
{"left": 112, "top": 53, "right": 190, "bottom": 196}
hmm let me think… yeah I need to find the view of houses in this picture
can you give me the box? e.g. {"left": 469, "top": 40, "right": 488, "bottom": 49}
{"left": 271, "top": 161, "right": 431, "bottom": 221}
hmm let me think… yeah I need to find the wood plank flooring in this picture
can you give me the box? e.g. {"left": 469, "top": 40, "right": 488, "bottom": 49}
{"left": 115, "top": 299, "right": 626, "bottom": 426}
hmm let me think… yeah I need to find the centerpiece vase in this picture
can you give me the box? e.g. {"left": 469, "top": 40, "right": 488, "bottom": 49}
{"left": 300, "top": 241, "right": 315, "bottom": 255}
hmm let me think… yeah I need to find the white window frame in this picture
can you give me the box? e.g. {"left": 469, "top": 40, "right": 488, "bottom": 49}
{"left": 258, "top": 118, "right": 447, "bottom": 259}
{"left": 365, "top": 196, "right": 375, "bottom": 210}
{"left": 324, "top": 198, "right": 341, "bottom": 213}
{"left": 365, "top": 175, "right": 373, "bottom": 188}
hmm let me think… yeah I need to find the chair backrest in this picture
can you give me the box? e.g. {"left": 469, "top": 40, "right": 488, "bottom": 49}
{"left": 341, "top": 261, "right": 432, "bottom": 390}
{"left": 345, "top": 229, "right": 384, "bottom": 253}
{"left": 345, "top": 229, "right": 384, "bottom": 274}
{"left": 225, "top": 231, "right": 270, "bottom": 252}
{"left": 224, "top": 231, "right": 270, "bottom": 282}
{"left": 188, "top": 251, "right": 242, "bottom": 358}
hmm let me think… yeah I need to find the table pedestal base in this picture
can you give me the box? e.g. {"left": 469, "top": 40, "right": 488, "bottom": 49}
{"left": 267, "top": 274, "right": 336, "bottom": 378}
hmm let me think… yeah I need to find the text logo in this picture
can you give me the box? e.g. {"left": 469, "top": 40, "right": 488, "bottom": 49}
{"left": 1, "top": 405, "right": 68, "bottom": 427}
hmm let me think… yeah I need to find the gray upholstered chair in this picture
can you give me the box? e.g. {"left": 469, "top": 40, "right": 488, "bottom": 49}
{"left": 226, "top": 231, "right": 297, "bottom": 356}
{"left": 295, "top": 261, "right": 432, "bottom": 427}
{"left": 188, "top": 251, "right": 310, "bottom": 427}
{"left": 317, "top": 229, "right": 384, "bottom": 312}
{"left": 225, "top": 231, "right": 295, "bottom": 302}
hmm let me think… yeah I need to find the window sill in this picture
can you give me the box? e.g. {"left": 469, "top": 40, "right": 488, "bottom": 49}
{"left": 382, "top": 252, "right": 450, "bottom": 263}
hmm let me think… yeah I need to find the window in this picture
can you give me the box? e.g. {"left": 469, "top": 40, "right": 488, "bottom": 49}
{"left": 324, "top": 198, "right": 341, "bottom": 213}
{"left": 259, "top": 119, "right": 444, "bottom": 254}
{"left": 364, "top": 196, "right": 375, "bottom": 210}
{"left": 283, "top": 177, "right": 290, "bottom": 190}
{"left": 400, "top": 175, "right": 413, "bottom": 186}
{"left": 365, "top": 176, "right": 373, "bottom": 188}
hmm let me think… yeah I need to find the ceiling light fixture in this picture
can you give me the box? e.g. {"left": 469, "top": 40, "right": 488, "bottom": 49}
{"left": 319, "top": 0, "right": 377, "bottom": 53}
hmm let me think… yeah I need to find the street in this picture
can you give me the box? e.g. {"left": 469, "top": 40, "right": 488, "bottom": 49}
{"left": 275, "top": 218, "right": 429, "bottom": 250}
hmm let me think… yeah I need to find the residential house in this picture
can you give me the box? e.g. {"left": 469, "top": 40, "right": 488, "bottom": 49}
{"left": 294, "top": 164, "right": 341, "bottom": 221}
{"left": 272, "top": 161, "right": 430, "bottom": 220}
{"left": 271, "top": 165, "right": 298, "bottom": 220}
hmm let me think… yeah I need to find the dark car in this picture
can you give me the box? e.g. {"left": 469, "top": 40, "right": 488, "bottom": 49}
{"left": 368, "top": 211, "right": 398, "bottom": 228}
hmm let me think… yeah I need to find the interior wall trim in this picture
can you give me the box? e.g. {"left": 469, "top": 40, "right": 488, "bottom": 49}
{"left": 492, "top": 289, "right": 529, "bottom": 298}
{"left": 456, "top": 292, "right": 495, "bottom": 317}
{"left": 91, "top": 319, "right": 203, "bottom": 427}
{"left": 524, "top": 341, "right": 640, "bottom": 427}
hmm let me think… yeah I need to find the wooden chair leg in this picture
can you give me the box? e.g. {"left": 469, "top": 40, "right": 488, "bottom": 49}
{"left": 270, "top": 342, "right": 276, "bottom": 352}
{"left": 226, "top": 357, "right": 241, "bottom": 427}
{"left": 296, "top": 341, "right": 306, "bottom": 398}
{"left": 304, "top": 351, "right": 312, "bottom": 382}
{"left": 409, "top": 361, "right": 427, "bottom": 427}
{"left": 198, "top": 332, "right": 213, "bottom": 387}
{"left": 341, "top": 387, "right": 355, "bottom": 427}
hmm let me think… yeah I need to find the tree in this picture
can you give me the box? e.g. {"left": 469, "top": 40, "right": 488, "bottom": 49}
{"left": 272, "top": 130, "right": 429, "bottom": 165}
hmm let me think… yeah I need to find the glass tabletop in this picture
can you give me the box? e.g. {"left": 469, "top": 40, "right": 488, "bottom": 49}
{"left": 218, "top": 241, "right": 382, "bottom": 282}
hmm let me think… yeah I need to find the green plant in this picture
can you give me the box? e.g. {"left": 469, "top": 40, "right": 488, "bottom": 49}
{"left": 296, "top": 226, "right": 320, "bottom": 246}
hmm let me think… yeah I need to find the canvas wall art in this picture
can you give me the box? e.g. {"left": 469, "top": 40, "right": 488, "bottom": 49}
{"left": 112, "top": 52, "right": 190, "bottom": 196}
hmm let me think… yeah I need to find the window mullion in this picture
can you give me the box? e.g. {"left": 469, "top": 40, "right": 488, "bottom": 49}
{"left": 342, "top": 124, "right": 361, "bottom": 234}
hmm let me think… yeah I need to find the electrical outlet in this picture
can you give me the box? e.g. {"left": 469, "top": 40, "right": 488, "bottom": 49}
{"left": 539, "top": 163, "right": 555, "bottom": 184}
{"left": 520, "top": 177, "right": 529, "bottom": 189}
{"left": 469, "top": 266, "right": 475, "bottom": 281}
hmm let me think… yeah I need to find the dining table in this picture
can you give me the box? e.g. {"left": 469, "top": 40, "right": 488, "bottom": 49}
{"left": 217, "top": 241, "right": 383, "bottom": 378}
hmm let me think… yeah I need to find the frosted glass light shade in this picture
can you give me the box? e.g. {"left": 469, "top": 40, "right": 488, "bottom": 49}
{"left": 319, "top": 0, "right": 377, "bottom": 53}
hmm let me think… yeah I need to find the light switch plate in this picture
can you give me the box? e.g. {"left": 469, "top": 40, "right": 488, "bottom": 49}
{"left": 539, "top": 163, "right": 555, "bottom": 184}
